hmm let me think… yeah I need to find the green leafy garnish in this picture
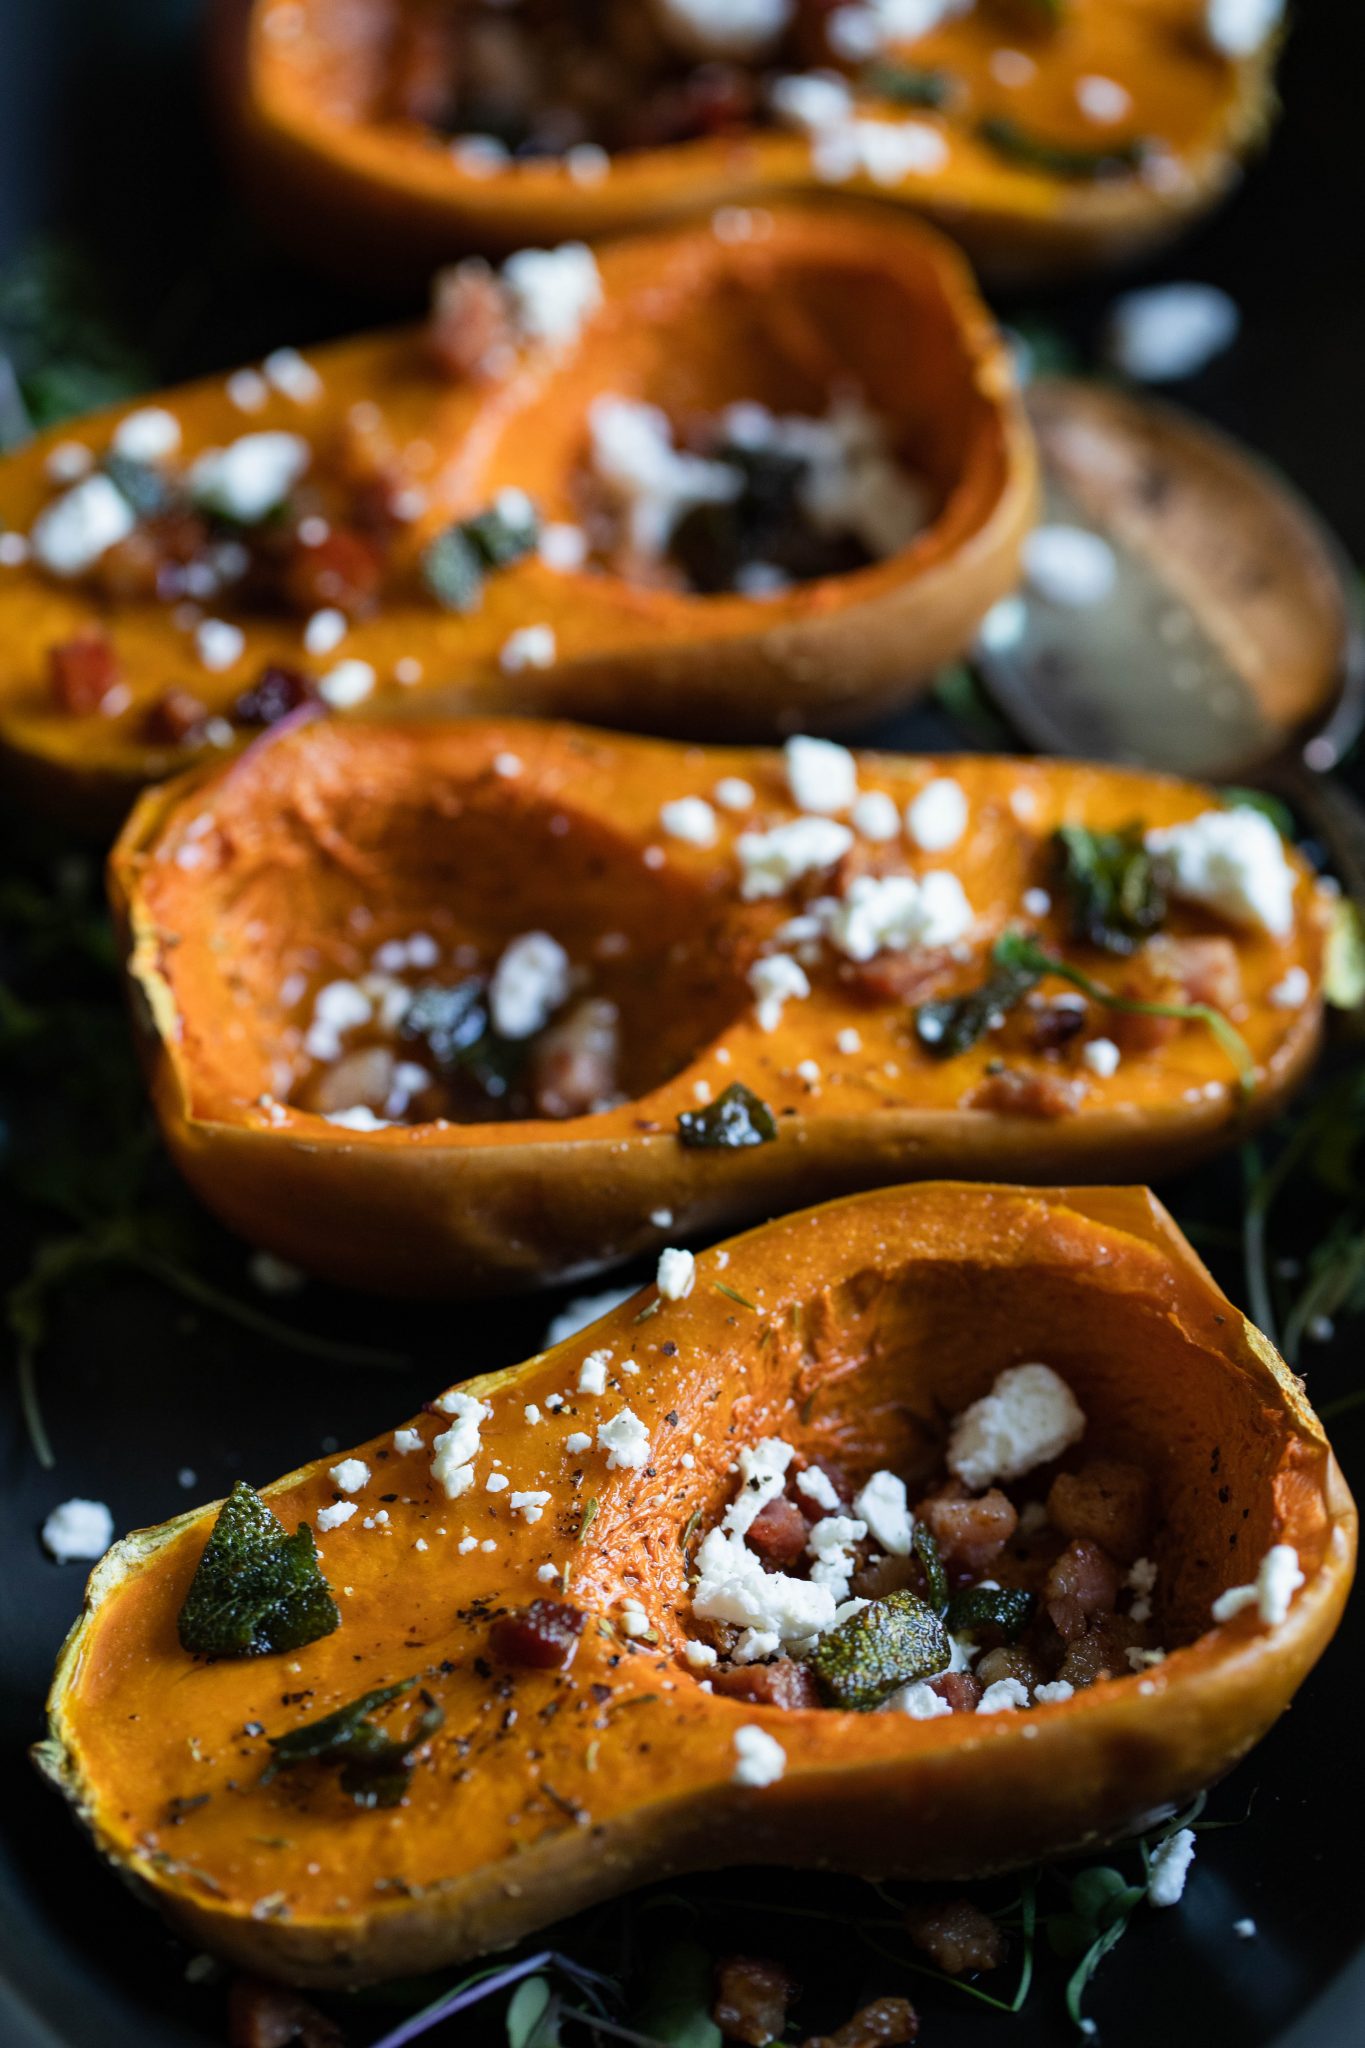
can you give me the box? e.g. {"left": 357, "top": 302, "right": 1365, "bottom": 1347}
{"left": 912, "top": 1522, "right": 948, "bottom": 1614}
{"left": 946, "top": 1584, "right": 1035, "bottom": 1641}
{"left": 262, "top": 1679, "right": 443, "bottom": 1807}
{"left": 676, "top": 1082, "right": 778, "bottom": 1149}
{"left": 805, "top": 1589, "right": 950, "bottom": 1710}
{"left": 1053, "top": 824, "right": 1170, "bottom": 955}
{"left": 916, "top": 941, "right": 1043, "bottom": 1056}
{"left": 633, "top": 1938, "right": 723, "bottom": 2048}
{"left": 400, "top": 980, "right": 524, "bottom": 1099}
{"left": 862, "top": 61, "right": 951, "bottom": 107}
{"left": 978, "top": 116, "right": 1148, "bottom": 179}
{"left": 177, "top": 1481, "right": 340, "bottom": 1659}
{"left": 421, "top": 497, "right": 539, "bottom": 613}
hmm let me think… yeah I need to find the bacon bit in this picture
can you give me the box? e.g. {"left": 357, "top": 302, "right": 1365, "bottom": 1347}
{"left": 282, "top": 528, "right": 384, "bottom": 617}
{"left": 1153, "top": 933, "right": 1243, "bottom": 1012}
{"left": 801, "top": 1997, "right": 919, "bottom": 2048}
{"left": 489, "top": 1599, "right": 587, "bottom": 1670}
{"left": 712, "top": 1659, "right": 822, "bottom": 1710}
{"left": 429, "top": 262, "right": 516, "bottom": 383}
{"left": 966, "top": 1067, "right": 1084, "bottom": 1118}
{"left": 142, "top": 688, "right": 209, "bottom": 746}
{"left": 928, "top": 1669, "right": 981, "bottom": 1714}
{"left": 744, "top": 1497, "right": 809, "bottom": 1570}
{"left": 48, "top": 629, "right": 121, "bottom": 715}
{"left": 94, "top": 510, "right": 212, "bottom": 604}
{"left": 713, "top": 1956, "right": 797, "bottom": 2047}
{"left": 1025, "top": 999, "right": 1088, "bottom": 1054}
{"left": 232, "top": 664, "right": 316, "bottom": 728}
{"left": 1046, "top": 1460, "right": 1151, "bottom": 1563}
{"left": 529, "top": 997, "right": 621, "bottom": 1119}
{"left": 1045, "top": 1538, "right": 1122, "bottom": 1642}
{"left": 903, "top": 1896, "right": 1005, "bottom": 1975}
{"left": 838, "top": 945, "right": 956, "bottom": 1006}
{"left": 917, "top": 1483, "right": 1018, "bottom": 1574}
{"left": 227, "top": 1975, "right": 343, "bottom": 2048}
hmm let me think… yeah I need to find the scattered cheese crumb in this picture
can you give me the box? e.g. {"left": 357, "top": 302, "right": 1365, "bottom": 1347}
{"left": 578, "top": 1350, "right": 611, "bottom": 1395}
{"left": 317, "top": 1501, "right": 356, "bottom": 1533}
{"left": 1148, "top": 1827, "right": 1197, "bottom": 1907}
{"left": 393, "top": 1427, "right": 423, "bottom": 1455}
{"left": 657, "top": 1247, "right": 696, "bottom": 1300}
{"left": 1106, "top": 281, "right": 1240, "bottom": 382}
{"left": 785, "top": 734, "right": 857, "bottom": 815}
{"left": 947, "top": 1363, "right": 1086, "bottom": 1490}
{"left": 499, "top": 624, "right": 557, "bottom": 673}
{"left": 318, "top": 659, "right": 376, "bottom": 709}
{"left": 905, "top": 777, "right": 968, "bottom": 853}
{"left": 714, "top": 776, "right": 756, "bottom": 812}
{"left": 1147, "top": 807, "right": 1296, "bottom": 937}
{"left": 851, "top": 789, "right": 900, "bottom": 842}
{"left": 660, "top": 796, "right": 719, "bottom": 847}
{"left": 598, "top": 1406, "right": 652, "bottom": 1470}
{"left": 977, "top": 1677, "right": 1031, "bottom": 1713}
{"left": 1082, "top": 1037, "right": 1122, "bottom": 1078}
{"left": 1211, "top": 1543, "right": 1304, "bottom": 1627}
{"left": 41, "top": 1498, "right": 114, "bottom": 1563}
{"left": 732, "top": 1724, "right": 787, "bottom": 1786}
{"left": 328, "top": 1458, "right": 370, "bottom": 1494}
{"left": 684, "top": 1638, "right": 718, "bottom": 1670}
{"left": 489, "top": 931, "right": 570, "bottom": 1039}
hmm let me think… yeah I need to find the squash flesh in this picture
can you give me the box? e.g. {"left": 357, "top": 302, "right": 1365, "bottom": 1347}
{"left": 38, "top": 1183, "right": 1356, "bottom": 1985}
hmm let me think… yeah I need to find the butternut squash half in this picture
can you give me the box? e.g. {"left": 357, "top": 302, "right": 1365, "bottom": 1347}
{"left": 0, "top": 206, "right": 1031, "bottom": 830}
{"left": 36, "top": 1182, "right": 1356, "bottom": 1987}
{"left": 109, "top": 718, "right": 1328, "bottom": 1295}
{"left": 212, "top": 0, "right": 1280, "bottom": 284}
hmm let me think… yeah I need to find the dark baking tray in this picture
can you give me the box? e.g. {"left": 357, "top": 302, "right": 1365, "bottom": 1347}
{"left": 1, "top": 3, "right": 1363, "bottom": 2044}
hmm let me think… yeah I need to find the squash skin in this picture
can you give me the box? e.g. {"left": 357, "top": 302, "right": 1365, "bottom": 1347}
{"left": 211, "top": 0, "right": 1279, "bottom": 285}
{"left": 107, "top": 719, "right": 1328, "bottom": 1295}
{"left": 35, "top": 1182, "right": 1356, "bottom": 1987}
{"left": 0, "top": 207, "right": 1032, "bottom": 832}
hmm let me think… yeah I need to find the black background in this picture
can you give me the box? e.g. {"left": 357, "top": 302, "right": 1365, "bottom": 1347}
{"left": 0, "top": 4, "right": 1362, "bottom": 2045}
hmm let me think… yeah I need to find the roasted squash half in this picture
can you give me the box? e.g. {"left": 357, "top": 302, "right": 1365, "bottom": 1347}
{"left": 36, "top": 1182, "right": 1356, "bottom": 1987}
{"left": 109, "top": 718, "right": 1328, "bottom": 1294}
{"left": 212, "top": 0, "right": 1279, "bottom": 284}
{"left": 0, "top": 207, "right": 1031, "bottom": 830}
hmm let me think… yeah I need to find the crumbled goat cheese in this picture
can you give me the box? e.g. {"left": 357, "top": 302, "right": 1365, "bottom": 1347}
{"left": 1204, "top": 0, "right": 1283, "bottom": 60}
{"left": 499, "top": 624, "right": 556, "bottom": 673}
{"left": 1082, "top": 1037, "right": 1122, "bottom": 1078}
{"left": 41, "top": 1498, "right": 114, "bottom": 1563}
{"left": 393, "top": 1427, "right": 423, "bottom": 1455}
{"left": 189, "top": 432, "right": 311, "bottom": 524}
{"left": 1147, "top": 807, "right": 1296, "bottom": 937}
{"left": 226, "top": 367, "right": 268, "bottom": 412}
{"left": 545, "top": 1285, "right": 636, "bottom": 1346}
{"left": 737, "top": 816, "right": 854, "bottom": 899}
{"left": 30, "top": 474, "right": 136, "bottom": 576}
{"left": 835, "top": 1026, "right": 863, "bottom": 1056}
{"left": 796, "top": 1464, "right": 841, "bottom": 1512}
{"left": 693, "top": 1527, "right": 836, "bottom": 1643}
{"left": 485, "top": 1472, "right": 509, "bottom": 1492}
{"left": 714, "top": 776, "right": 756, "bottom": 813}
{"left": 723, "top": 394, "right": 929, "bottom": 556}
{"left": 786, "top": 735, "right": 858, "bottom": 815}
{"left": 304, "top": 607, "right": 347, "bottom": 657}
{"left": 726, "top": 1439, "right": 795, "bottom": 1536}
{"left": 430, "top": 1390, "right": 487, "bottom": 1499}
{"left": 661, "top": 796, "right": 719, "bottom": 846}
{"left": 588, "top": 395, "right": 741, "bottom": 559}
{"left": 852, "top": 789, "right": 900, "bottom": 842}
{"left": 565, "top": 1431, "right": 593, "bottom": 1454}
{"left": 735, "top": 1628, "right": 782, "bottom": 1662}
{"left": 655, "top": 0, "right": 792, "bottom": 59}
{"left": 1148, "top": 1827, "right": 1197, "bottom": 1907}
{"left": 112, "top": 407, "right": 181, "bottom": 463}
{"left": 657, "top": 1247, "right": 696, "bottom": 1300}
{"left": 1106, "top": 282, "right": 1240, "bottom": 383}
{"left": 328, "top": 1458, "right": 370, "bottom": 1494}
{"left": 502, "top": 243, "right": 603, "bottom": 346}
{"left": 890, "top": 1680, "right": 955, "bottom": 1719}
{"left": 807, "top": 1514, "right": 867, "bottom": 1600}
{"left": 578, "top": 1351, "right": 611, "bottom": 1395}
{"left": 1075, "top": 74, "right": 1131, "bottom": 123}
{"left": 905, "top": 777, "right": 968, "bottom": 852}
{"left": 264, "top": 346, "right": 324, "bottom": 404}
{"left": 1022, "top": 525, "right": 1118, "bottom": 609}
{"left": 539, "top": 521, "right": 589, "bottom": 573}
{"left": 489, "top": 931, "right": 570, "bottom": 1039}
{"left": 1269, "top": 965, "right": 1310, "bottom": 1008}
{"left": 317, "top": 1501, "right": 356, "bottom": 1533}
{"left": 318, "top": 658, "right": 376, "bottom": 709}
{"left": 196, "top": 619, "right": 245, "bottom": 672}
{"left": 819, "top": 870, "right": 973, "bottom": 962}
{"left": 510, "top": 1490, "right": 552, "bottom": 1522}
{"left": 1127, "top": 1556, "right": 1158, "bottom": 1624}
{"left": 537, "top": 1562, "right": 561, "bottom": 1583}
{"left": 1033, "top": 1679, "right": 1076, "bottom": 1704}
{"left": 324, "top": 1105, "right": 392, "bottom": 1131}
{"left": 749, "top": 952, "right": 811, "bottom": 1031}
{"left": 684, "top": 1638, "right": 719, "bottom": 1669}
{"left": 598, "top": 1407, "right": 651, "bottom": 1470}
{"left": 732, "top": 1724, "right": 787, "bottom": 1786}
{"left": 947, "top": 1363, "right": 1087, "bottom": 1489}
{"left": 977, "top": 1677, "right": 1031, "bottom": 1713}
{"left": 853, "top": 1470, "right": 913, "bottom": 1555}
{"left": 1210, "top": 1543, "right": 1304, "bottom": 1627}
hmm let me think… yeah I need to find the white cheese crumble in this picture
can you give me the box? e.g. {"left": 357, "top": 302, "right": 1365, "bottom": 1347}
{"left": 328, "top": 1458, "right": 370, "bottom": 1494}
{"left": 30, "top": 474, "right": 136, "bottom": 576}
{"left": 1082, "top": 1037, "right": 1122, "bottom": 1078}
{"left": 660, "top": 796, "right": 719, "bottom": 847}
{"left": 1105, "top": 282, "right": 1240, "bottom": 383}
{"left": 853, "top": 1470, "right": 913, "bottom": 1555}
{"left": 502, "top": 243, "right": 603, "bottom": 347}
{"left": 905, "top": 777, "right": 968, "bottom": 852}
{"left": 785, "top": 734, "right": 858, "bottom": 815}
{"left": 1148, "top": 1827, "right": 1197, "bottom": 1907}
{"left": 1022, "top": 526, "right": 1118, "bottom": 609}
{"left": 430, "top": 1390, "right": 487, "bottom": 1499}
{"left": 578, "top": 1350, "right": 611, "bottom": 1395}
{"left": 264, "top": 346, "right": 323, "bottom": 404}
{"left": 304, "top": 607, "right": 348, "bottom": 657}
{"left": 654, "top": 0, "right": 792, "bottom": 59}
{"left": 1075, "top": 75, "right": 1131, "bottom": 124}
{"left": 510, "top": 1490, "right": 552, "bottom": 1522}
{"left": 684, "top": 1638, "right": 719, "bottom": 1669}
{"left": 195, "top": 619, "right": 245, "bottom": 672}
{"left": 489, "top": 931, "right": 570, "bottom": 1039}
{"left": 565, "top": 1431, "right": 593, "bottom": 1454}
{"left": 317, "top": 1501, "right": 356, "bottom": 1533}
{"left": 111, "top": 406, "right": 181, "bottom": 463}
{"left": 890, "top": 1680, "right": 954, "bottom": 1719}
{"left": 796, "top": 1464, "right": 841, "bottom": 1512}
{"left": 737, "top": 816, "right": 854, "bottom": 899}
{"left": 657, "top": 1247, "right": 696, "bottom": 1300}
{"left": 807, "top": 1513, "right": 867, "bottom": 1601}
{"left": 1146, "top": 807, "right": 1296, "bottom": 936}
{"left": 977, "top": 1677, "right": 1031, "bottom": 1713}
{"left": 1210, "top": 1543, "right": 1304, "bottom": 1627}
{"left": 485, "top": 1471, "right": 509, "bottom": 1492}
{"left": 1033, "top": 1679, "right": 1076, "bottom": 1704}
{"left": 41, "top": 1497, "right": 114, "bottom": 1563}
{"left": 732, "top": 1724, "right": 787, "bottom": 1787}
{"left": 714, "top": 776, "right": 756, "bottom": 813}
{"left": 819, "top": 870, "right": 973, "bottom": 962}
{"left": 588, "top": 396, "right": 742, "bottom": 559}
{"left": 749, "top": 952, "right": 811, "bottom": 1032}
{"left": 46, "top": 441, "right": 93, "bottom": 482}
{"left": 1269, "top": 965, "right": 1310, "bottom": 1009}
{"left": 537, "top": 1562, "right": 561, "bottom": 1583}
{"left": 318, "top": 659, "right": 376, "bottom": 708}
{"left": 393, "top": 1427, "right": 423, "bottom": 1455}
{"left": 835, "top": 1026, "right": 863, "bottom": 1056}
{"left": 1205, "top": 0, "right": 1283, "bottom": 59}
{"left": 598, "top": 1407, "right": 651, "bottom": 1470}
{"left": 852, "top": 789, "right": 900, "bottom": 842}
{"left": 947, "top": 1363, "right": 1087, "bottom": 1490}
{"left": 189, "top": 432, "right": 310, "bottom": 524}
{"left": 499, "top": 624, "right": 557, "bottom": 673}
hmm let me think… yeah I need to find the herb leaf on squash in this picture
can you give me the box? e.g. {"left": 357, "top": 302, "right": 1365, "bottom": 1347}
{"left": 177, "top": 1481, "right": 340, "bottom": 1659}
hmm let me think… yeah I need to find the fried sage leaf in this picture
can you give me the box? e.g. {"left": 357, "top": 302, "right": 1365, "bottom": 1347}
{"left": 805, "top": 1589, "right": 950, "bottom": 1711}
{"left": 262, "top": 1679, "right": 444, "bottom": 1807}
{"left": 913, "top": 1521, "right": 949, "bottom": 1615}
{"left": 1053, "top": 824, "right": 1170, "bottom": 956}
{"left": 676, "top": 1082, "right": 778, "bottom": 1149}
{"left": 946, "top": 1584, "right": 1036, "bottom": 1642}
{"left": 177, "top": 1481, "right": 340, "bottom": 1660}
{"left": 421, "top": 495, "right": 539, "bottom": 613}
{"left": 978, "top": 117, "right": 1147, "bottom": 180}
{"left": 915, "top": 935, "right": 1043, "bottom": 1057}
{"left": 862, "top": 61, "right": 951, "bottom": 107}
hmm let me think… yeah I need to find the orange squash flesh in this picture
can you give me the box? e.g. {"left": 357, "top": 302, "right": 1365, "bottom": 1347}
{"left": 0, "top": 207, "right": 1032, "bottom": 830}
{"left": 109, "top": 719, "right": 1328, "bottom": 1295}
{"left": 36, "top": 1182, "right": 1356, "bottom": 1987}
{"left": 214, "top": 0, "right": 1277, "bottom": 283}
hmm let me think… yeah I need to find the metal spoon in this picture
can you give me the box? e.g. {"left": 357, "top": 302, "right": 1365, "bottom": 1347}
{"left": 974, "top": 377, "right": 1365, "bottom": 904}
